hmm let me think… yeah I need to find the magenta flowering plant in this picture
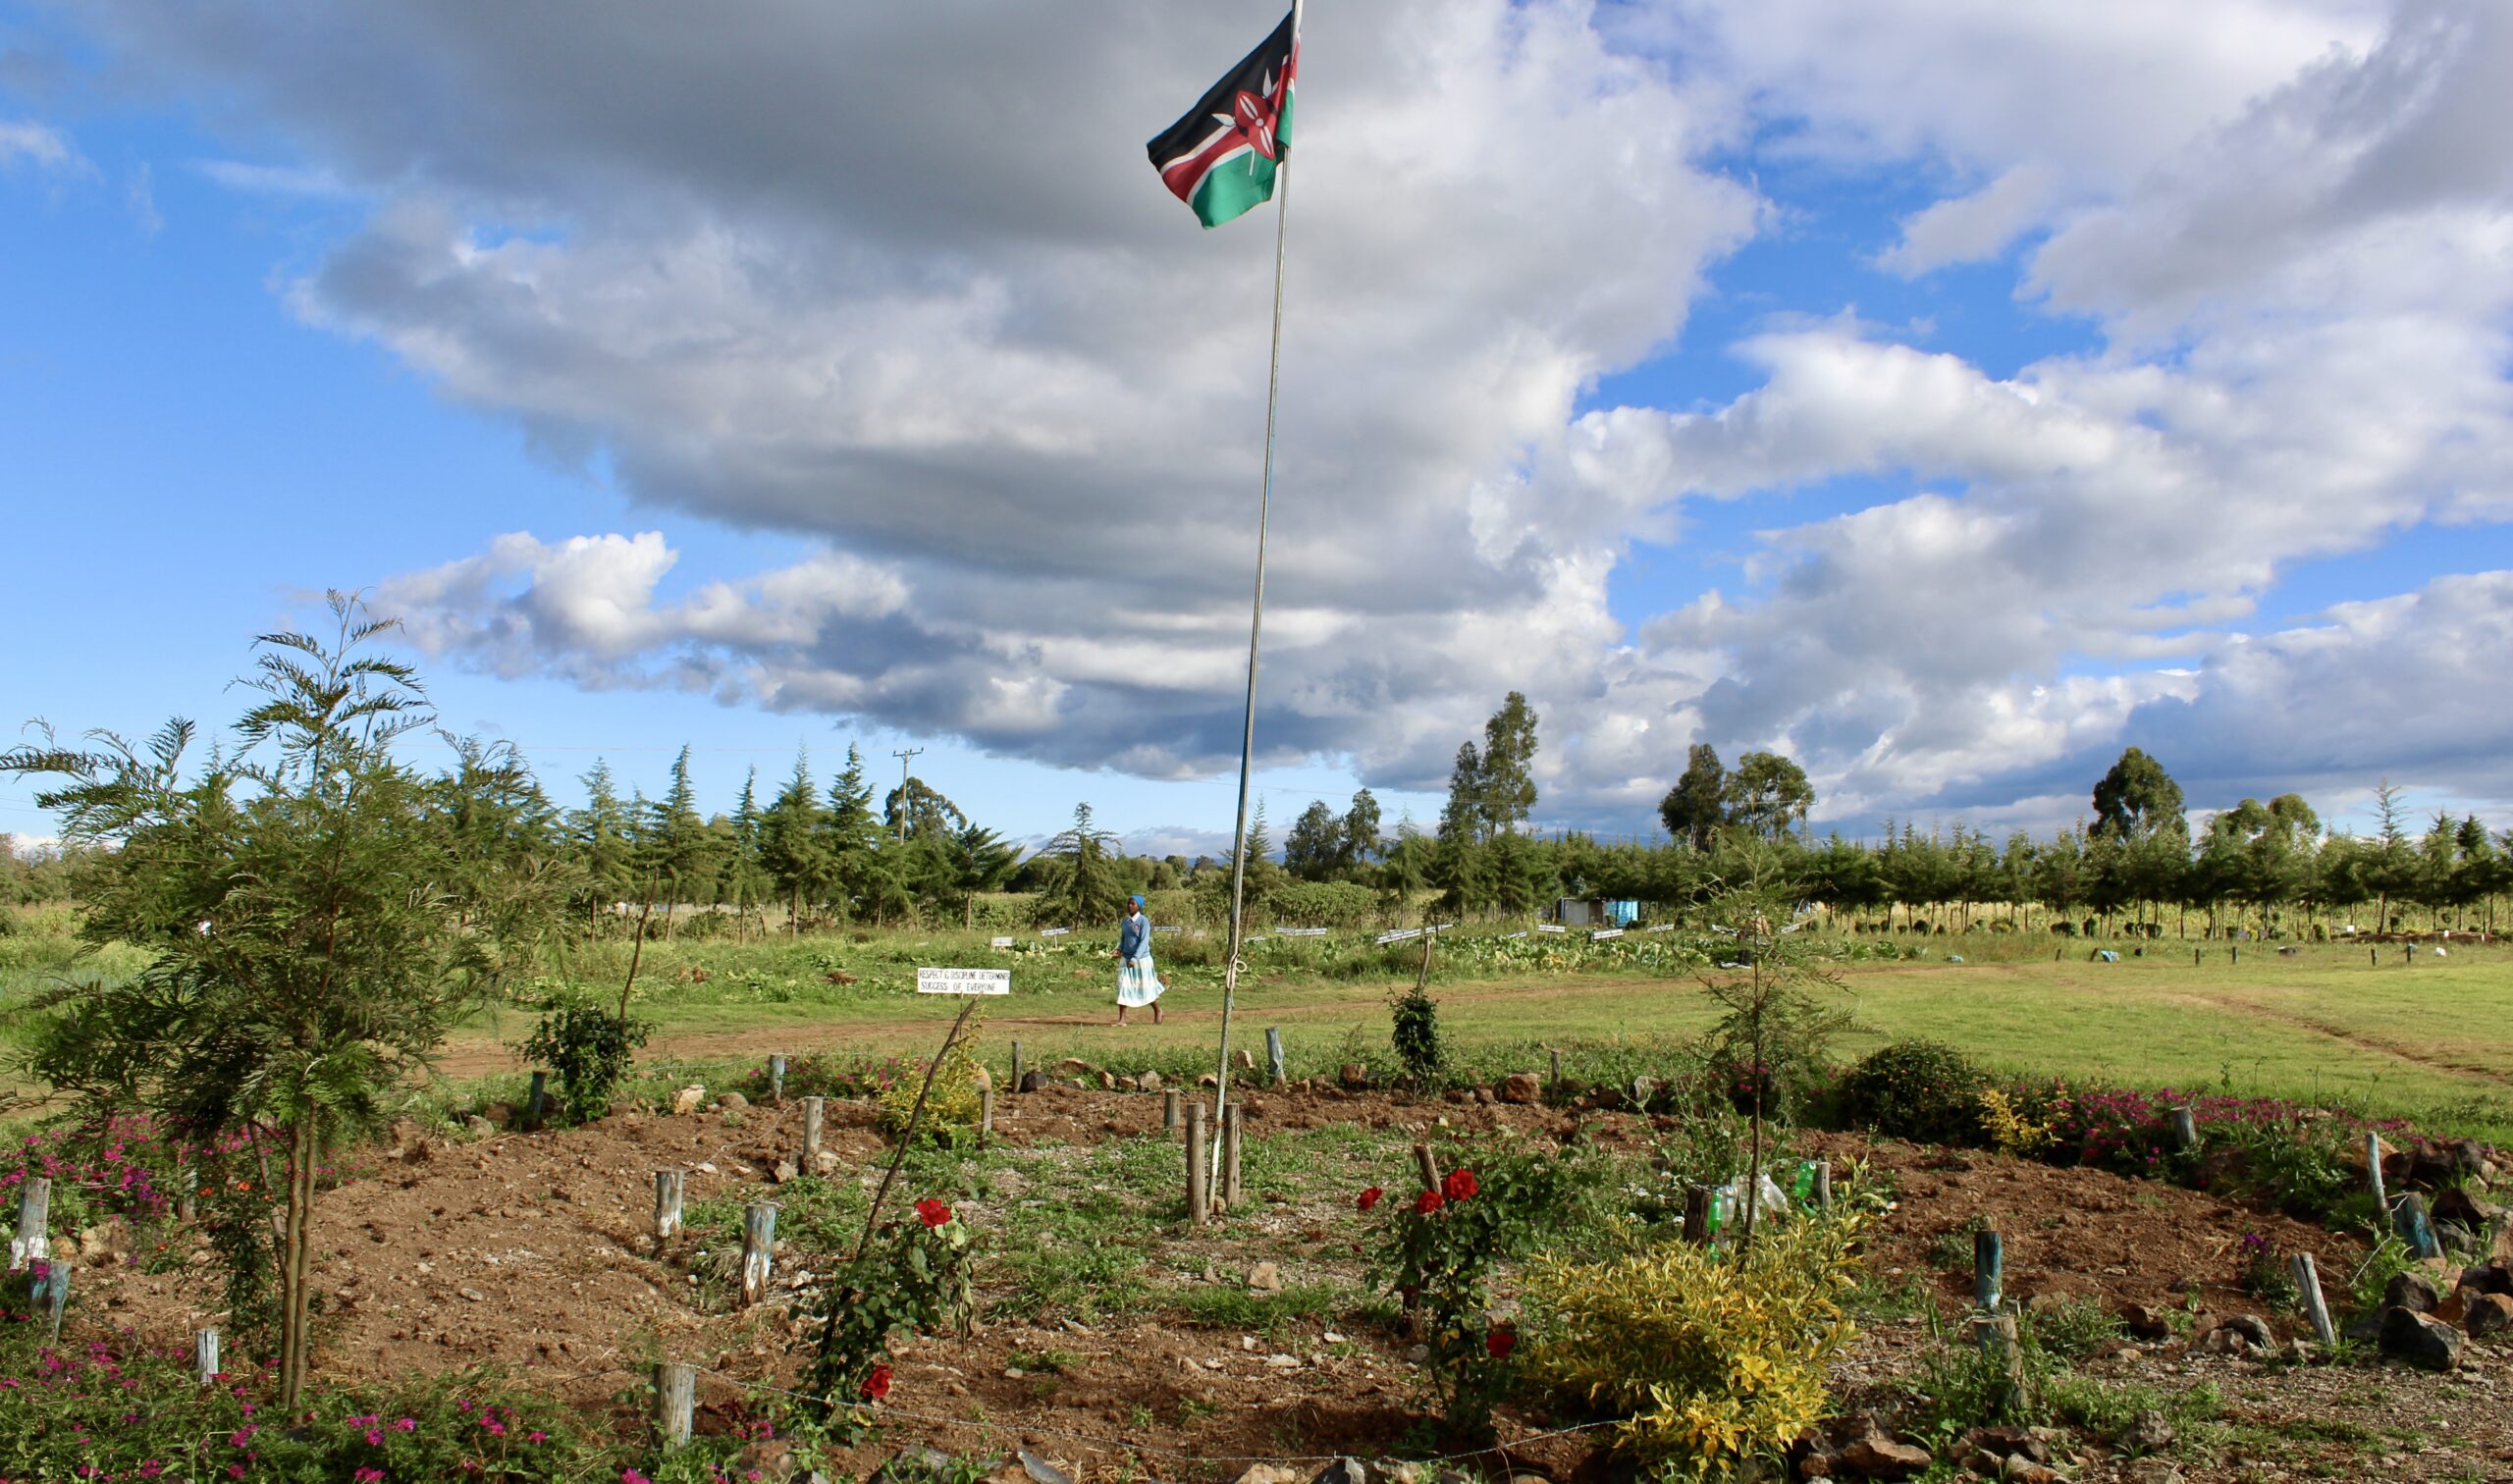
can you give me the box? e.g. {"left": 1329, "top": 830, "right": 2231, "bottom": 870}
{"left": 0, "top": 1341, "right": 582, "bottom": 1480}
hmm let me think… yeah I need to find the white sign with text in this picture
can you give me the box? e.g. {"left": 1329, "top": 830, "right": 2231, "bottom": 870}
{"left": 917, "top": 967, "right": 1012, "bottom": 995}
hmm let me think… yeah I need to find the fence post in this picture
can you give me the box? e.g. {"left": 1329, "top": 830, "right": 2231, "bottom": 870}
{"left": 1185, "top": 1105, "right": 1209, "bottom": 1228}
{"left": 980, "top": 1086, "right": 994, "bottom": 1145}
{"left": 740, "top": 1203, "right": 778, "bottom": 1306}
{"left": 653, "top": 1170, "right": 684, "bottom": 1243}
{"left": 801, "top": 1098, "right": 825, "bottom": 1174}
{"left": 2394, "top": 1192, "right": 2441, "bottom": 1259}
{"left": 195, "top": 1327, "right": 221, "bottom": 1385}
{"left": 1222, "top": 1104, "right": 1244, "bottom": 1210}
{"left": 2367, "top": 1132, "right": 2387, "bottom": 1211}
{"left": 524, "top": 1071, "right": 549, "bottom": 1132}
{"left": 2165, "top": 1106, "right": 2199, "bottom": 1153}
{"left": 1974, "top": 1228, "right": 2004, "bottom": 1313}
{"left": 1010, "top": 1040, "right": 1024, "bottom": 1092}
{"left": 770, "top": 1055, "right": 787, "bottom": 1105}
{"left": 177, "top": 1166, "right": 197, "bottom": 1224}
{"left": 2291, "top": 1252, "right": 2335, "bottom": 1346}
{"left": 11, "top": 1177, "right": 49, "bottom": 1265}
{"left": 654, "top": 1361, "right": 695, "bottom": 1448}
{"left": 1265, "top": 1027, "right": 1286, "bottom": 1087}
{"left": 36, "top": 1259, "right": 70, "bottom": 1343}
{"left": 1413, "top": 1142, "right": 1441, "bottom": 1194}
{"left": 1163, "top": 1089, "right": 1181, "bottom": 1135}
{"left": 1811, "top": 1159, "right": 1833, "bottom": 1209}
{"left": 1684, "top": 1184, "right": 1714, "bottom": 1246}
{"left": 1548, "top": 1047, "right": 1563, "bottom": 1089}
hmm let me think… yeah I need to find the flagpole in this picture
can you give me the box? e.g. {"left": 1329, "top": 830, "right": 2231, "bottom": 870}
{"left": 1209, "top": 0, "right": 1305, "bottom": 1194}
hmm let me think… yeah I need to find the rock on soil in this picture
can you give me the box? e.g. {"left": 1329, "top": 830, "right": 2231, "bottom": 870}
{"left": 2379, "top": 1305, "right": 2464, "bottom": 1370}
{"left": 1497, "top": 1073, "right": 1542, "bottom": 1105}
{"left": 2468, "top": 1292, "right": 2513, "bottom": 1338}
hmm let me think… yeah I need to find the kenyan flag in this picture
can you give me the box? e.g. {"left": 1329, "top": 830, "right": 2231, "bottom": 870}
{"left": 1147, "top": 10, "right": 1298, "bottom": 229}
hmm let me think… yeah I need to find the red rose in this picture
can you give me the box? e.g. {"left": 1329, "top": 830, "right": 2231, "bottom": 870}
{"left": 1357, "top": 1187, "right": 1383, "bottom": 1212}
{"left": 1415, "top": 1190, "right": 1445, "bottom": 1215}
{"left": 914, "top": 1198, "right": 952, "bottom": 1228}
{"left": 859, "top": 1364, "right": 893, "bottom": 1402}
{"left": 1485, "top": 1328, "right": 1516, "bottom": 1359}
{"left": 1442, "top": 1169, "right": 1478, "bottom": 1201}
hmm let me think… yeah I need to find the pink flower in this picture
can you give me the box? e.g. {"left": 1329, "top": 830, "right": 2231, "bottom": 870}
{"left": 365, "top": 1429, "right": 383, "bottom": 1446}
{"left": 354, "top": 1470, "right": 385, "bottom": 1483}
{"left": 623, "top": 1471, "right": 654, "bottom": 1484}
{"left": 527, "top": 1431, "right": 548, "bottom": 1444}
{"left": 393, "top": 1418, "right": 415, "bottom": 1432}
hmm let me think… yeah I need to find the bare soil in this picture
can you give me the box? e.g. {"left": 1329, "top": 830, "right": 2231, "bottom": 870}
{"left": 67, "top": 1086, "right": 2513, "bottom": 1482}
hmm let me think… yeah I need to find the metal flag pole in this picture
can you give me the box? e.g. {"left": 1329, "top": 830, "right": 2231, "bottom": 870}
{"left": 1209, "top": 0, "right": 1306, "bottom": 1200}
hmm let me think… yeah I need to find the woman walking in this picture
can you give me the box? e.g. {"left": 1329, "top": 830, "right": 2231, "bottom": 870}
{"left": 1115, "top": 894, "right": 1167, "bottom": 1026}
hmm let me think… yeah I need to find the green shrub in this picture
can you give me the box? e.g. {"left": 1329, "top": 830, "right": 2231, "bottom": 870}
{"left": 519, "top": 996, "right": 651, "bottom": 1125}
{"left": 1389, "top": 981, "right": 1443, "bottom": 1086}
{"left": 1837, "top": 1039, "right": 1991, "bottom": 1145}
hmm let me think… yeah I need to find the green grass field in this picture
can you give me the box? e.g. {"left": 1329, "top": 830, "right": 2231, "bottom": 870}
{"left": 9, "top": 909, "right": 2510, "bottom": 1142}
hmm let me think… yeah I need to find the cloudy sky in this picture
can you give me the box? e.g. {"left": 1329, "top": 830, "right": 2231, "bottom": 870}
{"left": 4, "top": 0, "right": 2509, "bottom": 851}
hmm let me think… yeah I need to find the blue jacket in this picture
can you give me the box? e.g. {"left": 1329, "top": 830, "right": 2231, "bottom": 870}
{"left": 1118, "top": 912, "right": 1150, "bottom": 960}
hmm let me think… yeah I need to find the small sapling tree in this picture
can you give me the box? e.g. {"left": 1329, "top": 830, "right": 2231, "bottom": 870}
{"left": 3, "top": 594, "right": 557, "bottom": 1406}
{"left": 1697, "top": 849, "right": 1852, "bottom": 1244}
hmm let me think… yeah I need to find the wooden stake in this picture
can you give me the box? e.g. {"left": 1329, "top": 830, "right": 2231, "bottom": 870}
{"left": 177, "top": 1166, "right": 196, "bottom": 1223}
{"left": 1222, "top": 1104, "right": 1244, "bottom": 1209}
{"left": 770, "top": 1055, "right": 787, "bottom": 1105}
{"left": 524, "top": 1071, "right": 548, "bottom": 1132}
{"left": 801, "top": 1098, "right": 825, "bottom": 1174}
{"left": 11, "top": 1176, "right": 48, "bottom": 1265}
{"left": 2367, "top": 1132, "right": 2387, "bottom": 1211}
{"left": 1974, "top": 1228, "right": 2004, "bottom": 1313}
{"left": 980, "top": 1086, "right": 994, "bottom": 1145}
{"left": 1264, "top": 1027, "right": 1286, "bottom": 1087}
{"left": 1163, "top": 1089, "right": 1181, "bottom": 1134}
{"left": 740, "top": 1203, "right": 778, "bottom": 1306}
{"left": 1010, "top": 1039, "right": 1024, "bottom": 1092}
{"left": 195, "top": 1328, "right": 220, "bottom": 1385}
{"left": 1185, "top": 1104, "right": 1210, "bottom": 1228}
{"left": 1683, "top": 1184, "right": 1713, "bottom": 1246}
{"left": 1413, "top": 1142, "right": 1441, "bottom": 1194}
{"left": 2291, "top": 1251, "right": 2335, "bottom": 1346}
{"left": 1549, "top": 1047, "right": 1563, "bottom": 1087}
{"left": 653, "top": 1170, "right": 683, "bottom": 1243}
{"left": 2165, "top": 1106, "right": 2199, "bottom": 1152}
{"left": 1811, "top": 1159, "right": 1833, "bottom": 1209}
{"left": 654, "top": 1361, "right": 695, "bottom": 1448}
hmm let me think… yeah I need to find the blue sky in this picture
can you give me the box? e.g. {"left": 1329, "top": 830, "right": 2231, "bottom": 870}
{"left": 5, "top": 0, "right": 2510, "bottom": 854}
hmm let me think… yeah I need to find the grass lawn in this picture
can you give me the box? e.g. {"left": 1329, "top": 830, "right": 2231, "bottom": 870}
{"left": 11, "top": 914, "right": 2511, "bottom": 1142}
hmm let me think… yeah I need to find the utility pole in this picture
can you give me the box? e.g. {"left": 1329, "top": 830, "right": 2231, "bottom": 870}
{"left": 890, "top": 748, "right": 924, "bottom": 842}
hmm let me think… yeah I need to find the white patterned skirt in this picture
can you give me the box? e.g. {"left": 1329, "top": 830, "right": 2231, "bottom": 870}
{"left": 1117, "top": 957, "right": 1165, "bottom": 1008}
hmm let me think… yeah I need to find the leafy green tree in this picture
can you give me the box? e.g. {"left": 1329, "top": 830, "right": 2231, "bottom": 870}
{"left": 568, "top": 759, "right": 639, "bottom": 933}
{"left": 1723, "top": 750, "right": 1815, "bottom": 842}
{"left": 1341, "top": 788, "right": 1385, "bottom": 872}
{"left": 1038, "top": 802, "right": 1127, "bottom": 927}
{"left": 882, "top": 776, "right": 969, "bottom": 843}
{"left": 826, "top": 746, "right": 885, "bottom": 921}
{"left": 1474, "top": 692, "right": 1540, "bottom": 835}
{"left": 1284, "top": 799, "right": 1344, "bottom": 881}
{"left": 759, "top": 748, "right": 830, "bottom": 933}
{"left": 940, "top": 822, "right": 1022, "bottom": 927}
{"left": 2, "top": 595, "right": 558, "bottom": 1408}
{"left": 1659, "top": 743, "right": 1727, "bottom": 850}
{"left": 2092, "top": 747, "right": 2185, "bottom": 842}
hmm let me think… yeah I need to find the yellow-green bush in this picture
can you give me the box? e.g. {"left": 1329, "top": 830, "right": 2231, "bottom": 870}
{"left": 1524, "top": 1213, "right": 1865, "bottom": 1478}
{"left": 874, "top": 1025, "right": 987, "bottom": 1138}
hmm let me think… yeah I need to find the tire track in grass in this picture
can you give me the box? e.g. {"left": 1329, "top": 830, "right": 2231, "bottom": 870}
{"left": 2158, "top": 989, "right": 2513, "bottom": 1087}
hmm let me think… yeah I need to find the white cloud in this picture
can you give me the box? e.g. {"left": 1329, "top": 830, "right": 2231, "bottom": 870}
{"left": 0, "top": 119, "right": 82, "bottom": 173}
{"left": 40, "top": 0, "right": 2513, "bottom": 827}
{"left": 1876, "top": 164, "right": 2053, "bottom": 275}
